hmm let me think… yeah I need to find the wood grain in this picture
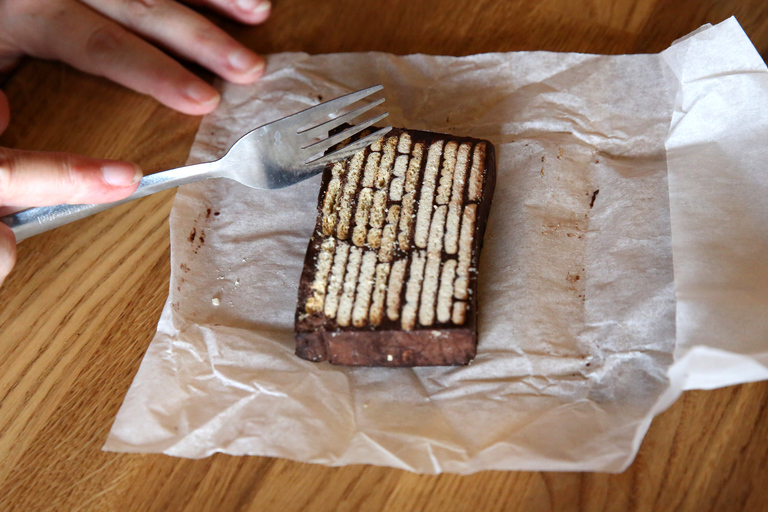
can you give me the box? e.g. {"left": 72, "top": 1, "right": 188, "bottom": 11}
{"left": 1, "top": 1, "right": 767, "bottom": 510}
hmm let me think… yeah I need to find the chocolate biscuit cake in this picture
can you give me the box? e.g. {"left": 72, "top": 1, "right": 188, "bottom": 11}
{"left": 294, "top": 128, "right": 495, "bottom": 366}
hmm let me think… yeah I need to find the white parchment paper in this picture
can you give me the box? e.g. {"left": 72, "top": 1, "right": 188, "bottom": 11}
{"left": 104, "top": 18, "right": 768, "bottom": 473}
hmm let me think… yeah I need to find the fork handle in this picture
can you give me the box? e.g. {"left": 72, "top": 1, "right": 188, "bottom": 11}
{"left": 1, "top": 160, "right": 222, "bottom": 242}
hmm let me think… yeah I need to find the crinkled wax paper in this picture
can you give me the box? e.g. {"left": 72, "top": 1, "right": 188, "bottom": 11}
{"left": 104, "top": 18, "right": 768, "bottom": 473}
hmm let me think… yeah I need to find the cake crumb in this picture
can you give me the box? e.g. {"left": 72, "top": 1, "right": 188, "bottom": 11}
{"left": 590, "top": 189, "right": 600, "bottom": 208}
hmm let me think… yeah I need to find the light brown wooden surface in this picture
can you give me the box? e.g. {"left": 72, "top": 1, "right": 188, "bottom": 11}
{"left": 2, "top": 1, "right": 767, "bottom": 511}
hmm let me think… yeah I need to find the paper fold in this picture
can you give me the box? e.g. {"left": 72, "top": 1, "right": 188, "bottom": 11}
{"left": 661, "top": 17, "right": 768, "bottom": 400}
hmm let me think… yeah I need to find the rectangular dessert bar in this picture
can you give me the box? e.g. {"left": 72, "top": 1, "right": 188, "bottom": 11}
{"left": 294, "top": 128, "right": 496, "bottom": 366}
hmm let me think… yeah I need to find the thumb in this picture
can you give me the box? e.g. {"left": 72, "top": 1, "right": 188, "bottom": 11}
{"left": 0, "top": 147, "right": 143, "bottom": 208}
{"left": 0, "top": 221, "right": 16, "bottom": 286}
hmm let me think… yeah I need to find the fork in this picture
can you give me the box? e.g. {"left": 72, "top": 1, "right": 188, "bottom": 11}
{"left": 1, "top": 85, "right": 391, "bottom": 242}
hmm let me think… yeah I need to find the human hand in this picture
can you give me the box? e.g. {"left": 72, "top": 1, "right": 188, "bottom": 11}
{"left": 0, "top": 0, "right": 271, "bottom": 285}
{"left": 0, "top": 90, "right": 143, "bottom": 286}
{"left": 0, "top": 0, "right": 271, "bottom": 115}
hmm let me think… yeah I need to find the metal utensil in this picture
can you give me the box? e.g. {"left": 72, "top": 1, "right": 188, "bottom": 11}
{"left": 2, "top": 85, "right": 391, "bottom": 242}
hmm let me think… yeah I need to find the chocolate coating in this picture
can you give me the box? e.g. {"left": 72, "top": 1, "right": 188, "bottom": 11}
{"left": 294, "top": 128, "right": 496, "bottom": 366}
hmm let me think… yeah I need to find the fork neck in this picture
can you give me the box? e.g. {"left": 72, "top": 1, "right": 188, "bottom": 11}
{"left": 133, "top": 159, "right": 225, "bottom": 200}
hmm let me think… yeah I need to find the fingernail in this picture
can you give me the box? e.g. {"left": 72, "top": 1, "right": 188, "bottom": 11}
{"left": 228, "top": 49, "right": 264, "bottom": 75}
{"left": 102, "top": 163, "right": 142, "bottom": 187}
{"left": 185, "top": 82, "right": 220, "bottom": 107}
{"left": 237, "top": 0, "right": 270, "bottom": 13}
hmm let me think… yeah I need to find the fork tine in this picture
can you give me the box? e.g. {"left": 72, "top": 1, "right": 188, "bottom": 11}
{"left": 284, "top": 85, "right": 383, "bottom": 128}
{"left": 302, "top": 112, "right": 389, "bottom": 160}
{"left": 305, "top": 126, "right": 393, "bottom": 167}
{"left": 298, "top": 97, "right": 386, "bottom": 142}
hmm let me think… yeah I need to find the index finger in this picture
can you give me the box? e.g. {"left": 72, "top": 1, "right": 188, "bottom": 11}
{"left": 0, "top": 147, "right": 142, "bottom": 207}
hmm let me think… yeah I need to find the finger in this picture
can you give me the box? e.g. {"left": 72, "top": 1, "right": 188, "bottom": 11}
{"left": 0, "top": 222, "right": 17, "bottom": 286}
{"left": 80, "top": 0, "right": 265, "bottom": 85}
{"left": 16, "top": 0, "right": 221, "bottom": 115}
{"left": 0, "top": 90, "right": 8, "bottom": 134}
{"left": 0, "top": 147, "right": 142, "bottom": 207}
{"left": 184, "top": 0, "right": 271, "bottom": 26}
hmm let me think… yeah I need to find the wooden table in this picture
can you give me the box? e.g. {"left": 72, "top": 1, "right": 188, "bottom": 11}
{"left": 2, "top": 1, "right": 767, "bottom": 510}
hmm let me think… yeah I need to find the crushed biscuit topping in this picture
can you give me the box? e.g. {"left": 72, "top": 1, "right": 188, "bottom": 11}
{"left": 304, "top": 130, "right": 488, "bottom": 330}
